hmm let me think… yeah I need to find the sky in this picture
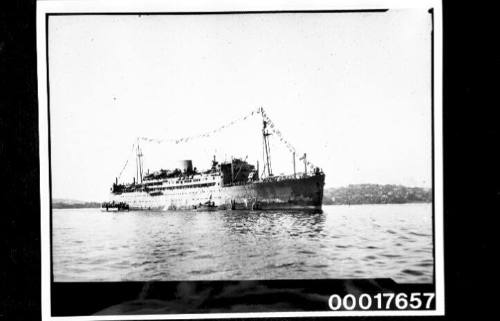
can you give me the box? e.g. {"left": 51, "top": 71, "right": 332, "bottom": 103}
{"left": 48, "top": 9, "right": 433, "bottom": 201}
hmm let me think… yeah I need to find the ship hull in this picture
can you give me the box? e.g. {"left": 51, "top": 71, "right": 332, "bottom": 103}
{"left": 109, "top": 174, "right": 325, "bottom": 212}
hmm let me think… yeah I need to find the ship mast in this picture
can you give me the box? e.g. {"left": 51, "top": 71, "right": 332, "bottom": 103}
{"left": 136, "top": 140, "right": 144, "bottom": 184}
{"left": 261, "top": 108, "right": 273, "bottom": 177}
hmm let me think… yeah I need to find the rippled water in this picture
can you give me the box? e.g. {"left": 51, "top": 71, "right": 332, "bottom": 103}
{"left": 53, "top": 204, "right": 433, "bottom": 283}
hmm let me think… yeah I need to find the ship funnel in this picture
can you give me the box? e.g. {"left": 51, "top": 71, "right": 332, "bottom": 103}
{"left": 177, "top": 160, "right": 193, "bottom": 173}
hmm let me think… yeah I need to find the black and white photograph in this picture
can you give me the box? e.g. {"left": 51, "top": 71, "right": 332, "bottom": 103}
{"left": 37, "top": 0, "right": 444, "bottom": 319}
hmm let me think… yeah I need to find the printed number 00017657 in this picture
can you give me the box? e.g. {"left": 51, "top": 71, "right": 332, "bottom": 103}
{"left": 328, "top": 292, "right": 435, "bottom": 311}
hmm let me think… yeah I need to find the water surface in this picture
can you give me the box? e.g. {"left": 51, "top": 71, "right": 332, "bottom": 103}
{"left": 53, "top": 204, "right": 433, "bottom": 283}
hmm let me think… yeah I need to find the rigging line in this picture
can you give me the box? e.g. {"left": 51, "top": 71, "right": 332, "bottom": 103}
{"left": 262, "top": 112, "right": 317, "bottom": 170}
{"left": 117, "top": 143, "right": 135, "bottom": 180}
{"left": 262, "top": 129, "right": 266, "bottom": 178}
{"left": 139, "top": 107, "right": 262, "bottom": 144}
{"left": 233, "top": 155, "right": 248, "bottom": 182}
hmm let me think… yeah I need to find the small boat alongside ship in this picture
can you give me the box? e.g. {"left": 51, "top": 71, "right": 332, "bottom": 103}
{"left": 192, "top": 199, "right": 217, "bottom": 211}
{"left": 106, "top": 107, "right": 325, "bottom": 213}
{"left": 101, "top": 201, "right": 129, "bottom": 212}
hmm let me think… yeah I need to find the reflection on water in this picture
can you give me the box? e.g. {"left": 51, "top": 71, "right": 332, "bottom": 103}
{"left": 53, "top": 204, "right": 433, "bottom": 283}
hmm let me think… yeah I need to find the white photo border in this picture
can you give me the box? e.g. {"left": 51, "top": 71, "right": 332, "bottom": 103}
{"left": 37, "top": 0, "right": 444, "bottom": 320}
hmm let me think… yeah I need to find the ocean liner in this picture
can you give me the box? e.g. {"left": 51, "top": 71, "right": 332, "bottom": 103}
{"left": 107, "top": 108, "right": 325, "bottom": 212}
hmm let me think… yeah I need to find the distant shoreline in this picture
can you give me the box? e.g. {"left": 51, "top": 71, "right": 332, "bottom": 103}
{"left": 53, "top": 184, "right": 431, "bottom": 209}
{"left": 52, "top": 202, "right": 431, "bottom": 210}
{"left": 322, "top": 184, "right": 431, "bottom": 205}
{"left": 52, "top": 202, "right": 101, "bottom": 209}
{"left": 325, "top": 201, "right": 431, "bottom": 206}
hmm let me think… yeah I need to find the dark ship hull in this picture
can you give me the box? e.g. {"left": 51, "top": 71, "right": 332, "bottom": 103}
{"left": 219, "top": 174, "right": 324, "bottom": 211}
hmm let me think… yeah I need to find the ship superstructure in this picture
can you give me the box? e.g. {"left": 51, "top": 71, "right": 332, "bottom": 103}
{"left": 108, "top": 107, "right": 325, "bottom": 212}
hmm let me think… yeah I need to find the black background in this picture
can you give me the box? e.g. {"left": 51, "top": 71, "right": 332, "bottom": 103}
{"left": 0, "top": 0, "right": 497, "bottom": 320}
